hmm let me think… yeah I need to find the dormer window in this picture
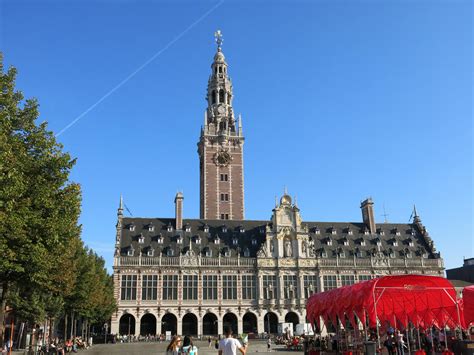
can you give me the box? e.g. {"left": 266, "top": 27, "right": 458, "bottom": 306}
{"left": 364, "top": 230, "right": 370, "bottom": 235}
{"left": 127, "top": 248, "right": 134, "bottom": 256}
{"left": 223, "top": 248, "right": 231, "bottom": 257}
{"left": 167, "top": 225, "right": 173, "bottom": 232}
{"left": 379, "top": 230, "right": 385, "bottom": 236}
{"left": 147, "top": 249, "right": 154, "bottom": 257}
{"left": 157, "top": 235, "right": 163, "bottom": 244}
{"left": 221, "top": 226, "right": 227, "bottom": 233}
{"left": 422, "top": 252, "right": 428, "bottom": 259}
{"left": 243, "top": 248, "right": 250, "bottom": 257}
{"left": 252, "top": 239, "right": 257, "bottom": 246}
{"left": 259, "top": 227, "right": 265, "bottom": 234}
{"left": 195, "top": 236, "right": 201, "bottom": 244}
{"left": 360, "top": 239, "right": 366, "bottom": 246}
{"left": 348, "top": 230, "right": 353, "bottom": 236}
{"left": 355, "top": 249, "right": 362, "bottom": 258}
{"left": 408, "top": 239, "right": 414, "bottom": 247}
{"left": 239, "top": 227, "right": 245, "bottom": 233}
{"left": 205, "top": 248, "right": 212, "bottom": 257}
{"left": 214, "top": 237, "right": 220, "bottom": 245}
{"left": 392, "top": 240, "right": 398, "bottom": 247}
{"left": 138, "top": 235, "right": 145, "bottom": 244}
{"left": 331, "top": 228, "right": 337, "bottom": 235}
{"left": 388, "top": 249, "right": 395, "bottom": 258}
{"left": 339, "top": 251, "right": 345, "bottom": 258}
{"left": 185, "top": 225, "right": 191, "bottom": 233}
{"left": 343, "top": 238, "right": 349, "bottom": 246}
{"left": 411, "top": 229, "right": 416, "bottom": 236}
{"left": 377, "top": 240, "right": 382, "bottom": 246}
{"left": 314, "top": 228, "right": 320, "bottom": 235}
{"left": 129, "top": 224, "right": 135, "bottom": 232}
{"left": 177, "top": 236, "right": 183, "bottom": 244}
{"left": 167, "top": 248, "right": 174, "bottom": 257}
{"left": 148, "top": 224, "right": 154, "bottom": 232}
{"left": 326, "top": 239, "right": 332, "bottom": 246}
{"left": 232, "top": 238, "right": 238, "bottom": 245}
{"left": 396, "top": 231, "right": 401, "bottom": 236}
{"left": 406, "top": 251, "right": 412, "bottom": 258}
{"left": 321, "top": 249, "right": 327, "bottom": 258}
{"left": 204, "top": 225, "right": 209, "bottom": 233}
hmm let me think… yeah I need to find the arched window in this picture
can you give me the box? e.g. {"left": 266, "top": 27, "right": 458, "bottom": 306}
{"left": 219, "top": 66, "right": 222, "bottom": 73}
{"left": 219, "top": 90, "right": 225, "bottom": 104}
{"left": 212, "top": 90, "right": 217, "bottom": 105}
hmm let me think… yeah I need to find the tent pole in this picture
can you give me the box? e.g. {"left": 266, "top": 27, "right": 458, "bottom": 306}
{"left": 406, "top": 326, "right": 411, "bottom": 355}
{"left": 455, "top": 300, "right": 463, "bottom": 340}
{"left": 443, "top": 327, "right": 448, "bottom": 351}
{"left": 416, "top": 326, "right": 421, "bottom": 350}
{"left": 430, "top": 326, "right": 434, "bottom": 351}
{"left": 372, "top": 288, "right": 381, "bottom": 350}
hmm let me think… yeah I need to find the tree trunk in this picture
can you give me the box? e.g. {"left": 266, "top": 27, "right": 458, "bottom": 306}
{"left": 70, "top": 312, "right": 74, "bottom": 339}
{"left": 0, "top": 281, "right": 9, "bottom": 348}
{"left": 64, "top": 314, "right": 68, "bottom": 340}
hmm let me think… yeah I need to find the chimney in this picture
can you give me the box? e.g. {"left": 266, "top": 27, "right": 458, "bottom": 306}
{"left": 360, "top": 198, "right": 376, "bottom": 234}
{"left": 175, "top": 192, "right": 184, "bottom": 230}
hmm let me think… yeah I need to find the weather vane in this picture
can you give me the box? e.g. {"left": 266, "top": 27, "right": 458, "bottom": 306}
{"left": 214, "top": 30, "right": 223, "bottom": 50}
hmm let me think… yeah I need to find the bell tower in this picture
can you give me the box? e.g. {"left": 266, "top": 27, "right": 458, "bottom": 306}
{"left": 198, "top": 30, "right": 245, "bottom": 220}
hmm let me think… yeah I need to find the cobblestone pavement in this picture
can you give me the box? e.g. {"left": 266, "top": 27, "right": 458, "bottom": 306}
{"left": 82, "top": 339, "right": 301, "bottom": 355}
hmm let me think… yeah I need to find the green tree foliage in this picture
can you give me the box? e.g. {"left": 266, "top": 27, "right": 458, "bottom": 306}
{"left": 0, "top": 55, "right": 116, "bottom": 345}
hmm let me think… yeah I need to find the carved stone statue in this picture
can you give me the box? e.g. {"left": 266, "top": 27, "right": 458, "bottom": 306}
{"left": 302, "top": 240, "right": 308, "bottom": 256}
{"left": 284, "top": 240, "right": 292, "bottom": 257}
{"left": 257, "top": 246, "right": 267, "bottom": 257}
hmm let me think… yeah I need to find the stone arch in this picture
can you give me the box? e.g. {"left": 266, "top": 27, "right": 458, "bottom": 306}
{"left": 140, "top": 313, "right": 157, "bottom": 336}
{"left": 264, "top": 312, "right": 278, "bottom": 334}
{"left": 202, "top": 313, "right": 218, "bottom": 336}
{"left": 212, "top": 90, "right": 217, "bottom": 104}
{"left": 219, "top": 89, "right": 225, "bottom": 104}
{"left": 161, "top": 313, "right": 177, "bottom": 335}
{"left": 285, "top": 311, "right": 300, "bottom": 332}
{"left": 119, "top": 313, "right": 136, "bottom": 336}
{"left": 222, "top": 312, "right": 238, "bottom": 335}
{"left": 242, "top": 312, "right": 258, "bottom": 334}
{"left": 182, "top": 313, "right": 198, "bottom": 336}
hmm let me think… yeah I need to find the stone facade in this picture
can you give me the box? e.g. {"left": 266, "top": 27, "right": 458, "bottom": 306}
{"left": 110, "top": 33, "right": 444, "bottom": 338}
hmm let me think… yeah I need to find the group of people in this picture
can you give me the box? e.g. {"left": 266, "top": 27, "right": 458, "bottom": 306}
{"left": 166, "top": 327, "right": 247, "bottom": 355}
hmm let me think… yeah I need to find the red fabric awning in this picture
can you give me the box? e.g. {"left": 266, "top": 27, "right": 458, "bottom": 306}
{"left": 306, "top": 275, "right": 464, "bottom": 330}
{"left": 462, "top": 285, "right": 474, "bottom": 326}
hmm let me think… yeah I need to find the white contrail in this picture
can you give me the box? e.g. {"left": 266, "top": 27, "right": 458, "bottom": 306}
{"left": 56, "top": 0, "right": 224, "bottom": 137}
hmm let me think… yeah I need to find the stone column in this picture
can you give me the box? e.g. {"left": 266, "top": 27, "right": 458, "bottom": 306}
{"left": 197, "top": 315, "right": 203, "bottom": 339}
{"left": 217, "top": 316, "right": 223, "bottom": 336}
{"left": 258, "top": 273, "right": 263, "bottom": 300}
{"left": 237, "top": 316, "right": 243, "bottom": 335}
{"left": 177, "top": 316, "right": 182, "bottom": 336}
{"left": 257, "top": 316, "right": 265, "bottom": 334}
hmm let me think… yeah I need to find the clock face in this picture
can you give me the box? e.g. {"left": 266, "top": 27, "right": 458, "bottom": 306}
{"left": 217, "top": 105, "right": 226, "bottom": 114}
{"left": 214, "top": 150, "right": 232, "bottom": 166}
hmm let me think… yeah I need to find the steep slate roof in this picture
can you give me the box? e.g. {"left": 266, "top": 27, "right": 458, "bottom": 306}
{"left": 119, "top": 217, "right": 439, "bottom": 260}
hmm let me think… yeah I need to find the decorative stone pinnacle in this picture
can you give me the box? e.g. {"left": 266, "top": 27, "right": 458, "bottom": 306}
{"left": 214, "top": 30, "right": 223, "bottom": 50}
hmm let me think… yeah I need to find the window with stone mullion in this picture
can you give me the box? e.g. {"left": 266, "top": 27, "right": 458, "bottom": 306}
{"left": 241, "top": 275, "right": 256, "bottom": 300}
{"left": 141, "top": 275, "right": 158, "bottom": 301}
{"left": 283, "top": 275, "right": 298, "bottom": 299}
{"left": 303, "top": 275, "right": 319, "bottom": 298}
{"left": 183, "top": 275, "right": 198, "bottom": 300}
{"left": 121, "top": 275, "right": 137, "bottom": 300}
{"left": 203, "top": 275, "right": 218, "bottom": 300}
{"left": 263, "top": 275, "right": 277, "bottom": 299}
{"left": 162, "top": 275, "right": 178, "bottom": 300}
{"left": 340, "top": 275, "right": 355, "bottom": 286}
{"left": 222, "top": 275, "right": 237, "bottom": 300}
{"left": 323, "top": 275, "right": 337, "bottom": 291}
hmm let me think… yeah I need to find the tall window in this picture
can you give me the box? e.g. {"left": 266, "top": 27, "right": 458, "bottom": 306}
{"left": 241, "top": 275, "right": 256, "bottom": 300}
{"left": 183, "top": 275, "right": 198, "bottom": 300}
{"left": 162, "top": 275, "right": 178, "bottom": 300}
{"left": 283, "top": 275, "right": 298, "bottom": 299}
{"left": 203, "top": 275, "right": 218, "bottom": 300}
{"left": 323, "top": 275, "right": 337, "bottom": 291}
{"left": 222, "top": 275, "right": 237, "bottom": 300}
{"left": 121, "top": 275, "right": 137, "bottom": 300}
{"left": 263, "top": 275, "right": 277, "bottom": 299}
{"left": 142, "top": 275, "right": 158, "bottom": 301}
{"left": 303, "top": 275, "right": 319, "bottom": 298}
{"left": 340, "top": 275, "right": 355, "bottom": 286}
{"left": 358, "top": 275, "right": 372, "bottom": 282}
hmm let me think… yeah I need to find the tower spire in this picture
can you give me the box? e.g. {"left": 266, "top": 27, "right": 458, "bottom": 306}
{"left": 118, "top": 193, "right": 124, "bottom": 216}
{"left": 214, "top": 29, "right": 223, "bottom": 51}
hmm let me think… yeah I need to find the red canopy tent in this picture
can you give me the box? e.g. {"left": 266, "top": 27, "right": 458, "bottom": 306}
{"left": 306, "top": 275, "right": 464, "bottom": 332}
{"left": 462, "top": 285, "right": 474, "bottom": 326}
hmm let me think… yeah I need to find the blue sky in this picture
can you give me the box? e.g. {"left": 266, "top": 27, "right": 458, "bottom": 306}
{"left": 1, "top": 0, "right": 472, "bottom": 273}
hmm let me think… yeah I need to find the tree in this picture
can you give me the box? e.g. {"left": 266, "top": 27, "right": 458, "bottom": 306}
{"left": 0, "top": 54, "right": 82, "bottom": 345}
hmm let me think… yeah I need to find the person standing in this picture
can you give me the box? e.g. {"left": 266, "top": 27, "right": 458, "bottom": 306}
{"left": 166, "top": 335, "right": 181, "bottom": 355}
{"left": 267, "top": 337, "right": 271, "bottom": 352}
{"left": 218, "top": 326, "right": 247, "bottom": 355}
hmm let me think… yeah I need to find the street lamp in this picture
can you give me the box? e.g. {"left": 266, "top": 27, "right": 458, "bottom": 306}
{"left": 103, "top": 323, "right": 108, "bottom": 344}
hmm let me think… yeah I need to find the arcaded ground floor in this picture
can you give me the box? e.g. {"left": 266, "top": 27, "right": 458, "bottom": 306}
{"left": 82, "top": 339, "right": 299, "bottom": 355}
{"left": 111, "top": 307, "right": 306, "bottom": 337}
